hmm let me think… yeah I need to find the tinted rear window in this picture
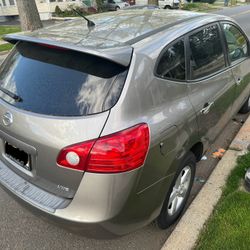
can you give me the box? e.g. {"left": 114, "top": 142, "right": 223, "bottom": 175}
{"left": 0, "top": 42, "right": 128, "bottom": 116}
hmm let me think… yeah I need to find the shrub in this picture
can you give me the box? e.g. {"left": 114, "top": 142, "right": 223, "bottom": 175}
{"left": 54, "top": 5, "right": 89, "bottom": 17}
{"left": 55, "top": 5, "right": 62, "bottom": 16}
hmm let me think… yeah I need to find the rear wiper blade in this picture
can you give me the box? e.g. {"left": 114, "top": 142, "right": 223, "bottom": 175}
{"left": 71, "top": 8, "right": 95, "bottom": 29}
{"left": 0, "top": 85, "right": 22, "bottom": 102}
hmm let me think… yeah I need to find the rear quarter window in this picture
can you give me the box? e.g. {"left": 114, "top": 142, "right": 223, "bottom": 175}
{"left": 156, "top": 39, "right": 186, "bottom": 81}
{"left": 0, "top": 42, "right": 128, "bottom": 116}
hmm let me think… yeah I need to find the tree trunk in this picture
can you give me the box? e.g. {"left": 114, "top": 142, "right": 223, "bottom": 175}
{"left": 148, "top": 0, "right": 159, "bottom": 5}
{"left": 16, "top": 0, "right": 43, "bottom": 31}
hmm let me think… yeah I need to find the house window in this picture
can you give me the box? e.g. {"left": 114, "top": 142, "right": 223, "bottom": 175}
{"left": 9, "top": 0, "right": 15, "bottom": 5}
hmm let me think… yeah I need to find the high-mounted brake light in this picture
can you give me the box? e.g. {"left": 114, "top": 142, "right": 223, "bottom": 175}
{"left": 57, "top": 124, "right": 150, "bottom": 173}
{"left": 37, "top": 43, "right": 67, "bottom": 50}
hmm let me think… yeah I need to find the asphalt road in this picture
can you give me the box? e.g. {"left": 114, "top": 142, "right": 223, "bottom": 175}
{"left": 215, "top": 4, "right": 250, "bottom": 36}
{"left": 0, "top": 4, "right": 250, "bottom": 250}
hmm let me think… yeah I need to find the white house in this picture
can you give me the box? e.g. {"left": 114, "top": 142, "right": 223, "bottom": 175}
{"left": 0, "top": 0, "right": 84, "bottom": 21}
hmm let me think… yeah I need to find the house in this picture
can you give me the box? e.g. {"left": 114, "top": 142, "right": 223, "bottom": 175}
{"left": 0, "top": 0, "right": 84, "bottom": 21}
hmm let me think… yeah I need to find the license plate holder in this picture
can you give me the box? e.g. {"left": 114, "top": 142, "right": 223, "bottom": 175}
{"left": 5, "top": 142, "right": 31, "bottom": 171}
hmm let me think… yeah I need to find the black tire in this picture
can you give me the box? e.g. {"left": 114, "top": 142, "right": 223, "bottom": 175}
{"left": 164, "top": 5, "right": 171, "bottom": 9}
{"left": 239, "top": 96, "right": 250, "bottom": 114}
{"left": 115, "top": 6, "right": 120, "bottom": 11}
{"left": 157, "top": 152, "right": 196, "bottom": 229}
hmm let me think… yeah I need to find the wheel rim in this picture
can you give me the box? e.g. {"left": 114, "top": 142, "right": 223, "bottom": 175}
{"left": 167, "top": 166, "right": 192, "bottom": 216}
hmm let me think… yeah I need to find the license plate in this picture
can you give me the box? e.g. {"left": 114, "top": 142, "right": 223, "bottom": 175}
{"left": 5, "top": 142, "right": 31, "bottom": 171}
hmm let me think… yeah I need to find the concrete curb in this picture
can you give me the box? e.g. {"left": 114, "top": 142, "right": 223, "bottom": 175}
{"left": 161, "top": 114, "right": 250, "bottom": 250}
{"left": 0, "top": 51, "right": 9, "bottom": 56}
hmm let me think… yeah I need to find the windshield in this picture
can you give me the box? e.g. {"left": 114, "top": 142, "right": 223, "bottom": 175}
{"left": 0, "top": 42, "right": 128, "bottom": 116}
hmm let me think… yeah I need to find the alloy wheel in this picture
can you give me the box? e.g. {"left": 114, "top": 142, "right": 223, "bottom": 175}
{"left": 167, "top": 166, "right": 192, "bottom": 216}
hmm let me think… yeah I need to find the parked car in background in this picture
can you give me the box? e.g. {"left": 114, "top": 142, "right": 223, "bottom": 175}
{"left": 158, "top": 0, "right": 180, "bottom": 9}
{"left": 136, "top": 0, "right": 180, "bottom": 9}
{"left": 186, "top": 0, "right": 216, "bottom": 3}
{"left": 1, "top": 10, "right": 250, "bottom": 238}
{"left": 123, "top": 4, "right": 160, "bottom": 9}
{"left": 103, "top": 0, "right": 130, "bottom": 11}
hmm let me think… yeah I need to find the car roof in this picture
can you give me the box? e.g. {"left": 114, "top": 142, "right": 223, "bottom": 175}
{"left": 31, "top": 10, "right": 205, "bottom": 45}
{"left": 4, "top": 10, "right": 230, "bottom": 66}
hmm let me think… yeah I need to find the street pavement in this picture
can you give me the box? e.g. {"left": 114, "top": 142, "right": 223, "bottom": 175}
{"left": 215, "top": 4, "right": 250, "bottom": 36}
{"left": 0, "top": 4, "right": 250, "bottom": 250}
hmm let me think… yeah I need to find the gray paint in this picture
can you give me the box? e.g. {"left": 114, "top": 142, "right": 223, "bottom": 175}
{"left": 0, "top": 10, "right": 249, "bottom": 237}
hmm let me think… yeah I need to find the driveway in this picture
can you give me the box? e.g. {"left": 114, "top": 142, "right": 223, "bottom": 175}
{"left": 0, "top": 5, "right": 250, "bottom": 250}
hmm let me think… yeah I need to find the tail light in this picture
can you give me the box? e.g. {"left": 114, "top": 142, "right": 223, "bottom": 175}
{"left": 57, "top": 123, "right": 150, "bottom": 173}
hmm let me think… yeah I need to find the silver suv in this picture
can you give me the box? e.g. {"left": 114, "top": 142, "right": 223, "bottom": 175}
{"left": 1, "top": 10, "right": 250, "bottom": 237}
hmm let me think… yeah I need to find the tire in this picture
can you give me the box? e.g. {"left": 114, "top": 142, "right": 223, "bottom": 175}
{"left": 157, "top": 152, "right": 196, "bottom": 229}
{"left": 115, "top": 6, "right": 120, "bottom": 11}
{"left": 239, "top": 96, "right": 250, "bottom": 114}
{"left": 164, "top": 5, "right": 171, "bottom": 9}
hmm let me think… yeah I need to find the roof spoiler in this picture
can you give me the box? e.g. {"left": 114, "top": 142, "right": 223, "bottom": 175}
{"left": 4, "top": 34, "right": 133, "bottom": 67}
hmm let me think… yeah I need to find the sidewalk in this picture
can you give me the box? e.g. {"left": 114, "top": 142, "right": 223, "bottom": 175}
{"left": 161, "top": 114, "right": 250, "bottom": 250}
{"left": 0, "top": 52, "right": 8, "bottom": 62}
{"left": 0, "top": 40, "right": 7, "bottom": 45}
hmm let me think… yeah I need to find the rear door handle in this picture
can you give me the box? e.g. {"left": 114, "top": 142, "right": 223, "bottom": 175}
{"left": 236, "top": 77, "right": 242, "bottom": 85}
{"left": 200, "top": 102, "right": 214, "bottom": 115}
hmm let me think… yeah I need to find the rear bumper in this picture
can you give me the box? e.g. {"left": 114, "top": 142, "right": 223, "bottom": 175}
{"left": 0, "top": 180, "right": 116, "bottom": 239}
{"left": 0, "top": 160, "right": 150, "bottom": 238}
{"left": 0, "top": 159, "right": 174, "bottom": 238}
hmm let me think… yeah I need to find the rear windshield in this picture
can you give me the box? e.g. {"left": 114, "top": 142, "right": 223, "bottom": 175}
{"left": 0, "top": 42, "right": 128, "bottom": 116}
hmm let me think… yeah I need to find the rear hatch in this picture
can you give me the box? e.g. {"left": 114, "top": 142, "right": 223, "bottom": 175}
{"left": 0, "top": 42, "right": 129, "bottom": 198}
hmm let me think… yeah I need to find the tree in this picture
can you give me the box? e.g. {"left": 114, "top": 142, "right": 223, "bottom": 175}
{"left": 148, "top": 0, "right": 159, "bottom": 5}
{"left": 16, "top": 0, "right": 43, "bottom": 31}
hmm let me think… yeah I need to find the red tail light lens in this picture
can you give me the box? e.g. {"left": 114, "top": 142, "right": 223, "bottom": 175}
{"left": 57, "top": 124, "right": 150, "bottom": 173}
{"left": 87, "top": 123, "right": 150, "bottom": 173}
{"left": 56, "top": 140, "right": 96, "bottom": 171}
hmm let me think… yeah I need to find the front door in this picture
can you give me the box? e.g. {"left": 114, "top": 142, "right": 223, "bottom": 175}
{"left": 221, "top": 22, "right": 250, "bottom": 115}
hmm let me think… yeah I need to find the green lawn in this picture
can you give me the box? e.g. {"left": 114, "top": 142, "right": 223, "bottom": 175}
{"left": 181, "top": 3, "right": 221, "bottom": 12}
{"left": 195, "top": 153, "right": 250, "bottom": 250}
{"left": 0, "top": 43, "right": 14, "bottom": 52}
{"left": 181, "top": 1, "right": 244, "bottom": 13}
{"left": 0, "top": 25, "right": 20, "bottom": 52}
{"left": 0, "top": 25, "right": 20, "bottom": 38}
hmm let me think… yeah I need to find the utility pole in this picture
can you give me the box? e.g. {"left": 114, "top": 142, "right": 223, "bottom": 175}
{"left": 15, "top": 0, "right": 43, "bottom": 31}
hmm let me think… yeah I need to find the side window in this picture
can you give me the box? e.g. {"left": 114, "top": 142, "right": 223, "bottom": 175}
{"left": 189, "top": 25, "right": 225, "bottom": 80}
{"left": 156, "top": 39, "right": 186, "bottom": 81}
{"left": 222, "top": 23, "right": 248, "bottom": 63}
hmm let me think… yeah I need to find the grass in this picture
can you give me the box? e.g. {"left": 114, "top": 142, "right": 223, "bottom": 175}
{"left": 181, "top": 2, "right": 222, "bottom": 12}
{"left": 0, "top": 25, "right": 20, "bottom": 39}
{"left": 0, "top": 25, "right": 20, "bottom": 52}
{"left": 195, "top": 153, "right": 250, "bottom": 250}
{"left": 0, "top": 43, "right": 13, "bottom": 52}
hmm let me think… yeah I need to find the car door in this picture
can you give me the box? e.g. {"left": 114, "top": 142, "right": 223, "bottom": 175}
{"left": 221, "top": 22, "right": 250, "bottom": 115}
{"left": 187, "top": 23, "right": 236, "bottom": 149}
